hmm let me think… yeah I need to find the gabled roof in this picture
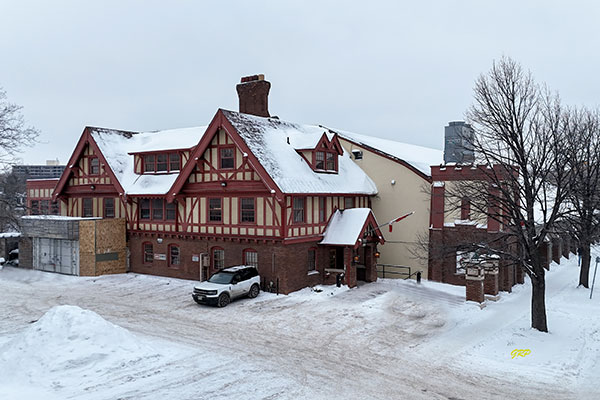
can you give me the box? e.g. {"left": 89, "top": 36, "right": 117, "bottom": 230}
{"left": 328, "top": 128, "right": 443, "bottom": 179}
{"left": 91, "top": 126, "right": 206, "bottom": 196}
{"left": 220, "top": 110, "right": 378, "bottom": 195}
{"left": 320, "top": 208, "right": 384, "bottom": 248}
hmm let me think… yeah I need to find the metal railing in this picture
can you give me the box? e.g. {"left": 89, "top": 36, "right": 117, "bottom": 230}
{"left": 376, "top": 264, "right": 412, "bottom": 279}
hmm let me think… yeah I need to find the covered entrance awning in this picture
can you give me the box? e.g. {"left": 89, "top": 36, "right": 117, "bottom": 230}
{"left": 320, "top": 208, "right": 384, "bottom": 248}
{"left": 319, "top": 208, "right": 384, "bottom": 288}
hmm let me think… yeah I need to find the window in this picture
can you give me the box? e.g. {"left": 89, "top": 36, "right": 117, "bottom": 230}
{"left": 307, "top": 248, "right": 316, "bottom": 271}
{"left": 140, "top": 199, "right": 151, "bottom": 220}
{"left": 104, "top": 198, "right": 115, "bottom": 218}
{"left": 315, "top": 151, "right": 325, "bottom": 169}
{"left": 461, "top": 197, "right": 471, "bottom": 220}
{"left": 169, "top": 244, "right": 180, "bottom": 267}
{"left": 166, "top": 202, "right": 177, "bottom": 221}
{"left": 293, "top": 197, "right": 305, "bottom": 223}
{"left": 220, "top": 147, "right": 234, "bottom": 169}
{"left": 344, "top": 197, "right": 354, "bottom": 210}
{"left": 169, "top": 153, "right": 180, "bottom": 171}
{"left": 319, "top": 197, "right": 326, "bottom": 223}
{"left": 152, "top": 199, "right": 164, "bottom": 220}
{"left": 326, "top": 152, "right": 335, "bottom": 170}
{"left": 143, "top": 152, "right": 180, "bottom": 173}
{"left": 30, "top": 200, "right": 39, "bottom": 215}
{"left": 156, "top": 154, "right": 168, "bottom": 172}
{"left": 209, "top": 198, "right": 222, "bottom": 222}
{"left": 89, "top": 157, "right": 100, "bottom": 175}
{"left": 143, "top": 243, "right": 153, "bottom": 264}
{"left": 240, "top": 198, "right": 255, "bottom": 223}
{"left": 212, "top": 247, "right": 224, "bottom": 270}
{"left": 82, "top": 198, "right": 93, "bottom": 217}
{"left": 243, "top": 249, "right": 258, "bottom": 269}
{"left": 51, "top": 201, "right": 60, "bottom": 215}
{"left": 144, "top": 155, "right": 156, "bottom": 173}
{"left": 41, "top": 200, "right": 49, "bottom": 214}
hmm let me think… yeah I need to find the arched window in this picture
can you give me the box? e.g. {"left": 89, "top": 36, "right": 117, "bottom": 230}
{"left": 169, "top": 244, "right": 180, "bottom": 267}
{"left": 212, "top": 247, "right": 225, "bottom": 270}
{"left": 243, "top": 248, "right": 258, "bottom": 269}
{"left": 143, "top": 242, "right": 153, "bottom": 264}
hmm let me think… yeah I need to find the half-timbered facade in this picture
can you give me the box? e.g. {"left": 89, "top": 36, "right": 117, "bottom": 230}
{"left": 26, "top": 75, "right": 384, "bottom": 293}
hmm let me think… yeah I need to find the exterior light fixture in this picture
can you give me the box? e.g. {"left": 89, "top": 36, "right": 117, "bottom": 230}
{"left": 353, "top": 255, "right": 359, "bottom": 262}
{"left": 157, "top": 238, "right": 163, "bottom": 244}
{"left": 221, "top": 181, "right": 227, "bottom": 187}
{"left": 374, "top": 251, "right": 381, "bottom": 258}
{"left": 90, "top": 185, "right": 96, "bottom": 191}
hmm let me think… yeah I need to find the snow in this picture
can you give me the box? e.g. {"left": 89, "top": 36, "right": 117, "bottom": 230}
{"left": 223, "top": 110, "right": 378, "bottom": 195}
{"left": 21, "top": 215, "right": 99, "bottom": 220}
{"left": 320, "top": 208, "right": 374, "bottom": 246}
{"left": 0, "top": 250, "right": 599, "bottom": 398}
{"left": 330, "top": 128, "right": 443, "bottom": 176}
{"left": 91, "top": 126, "right": 206, "bottom": 195}
{"left": 0, "top": 232, "right": 21, "bottom": 238}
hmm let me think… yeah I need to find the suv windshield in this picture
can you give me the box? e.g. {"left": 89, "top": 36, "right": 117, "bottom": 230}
{"left": 208, "top": 272, "right": 235, "bottom": 284}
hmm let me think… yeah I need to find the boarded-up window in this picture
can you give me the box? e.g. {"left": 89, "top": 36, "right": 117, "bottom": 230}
{"left": 319, "top": 197, "right": 326, "bottom": 223}
{"left": 240, "top": 198, "right": 255, "bottom": 223}
{"left": 83, "top": 198, "right": 93, "bottom": 217}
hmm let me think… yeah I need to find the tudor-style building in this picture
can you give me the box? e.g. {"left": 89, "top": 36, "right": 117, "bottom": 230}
{"left": 25, "top": 75, "right": 384, "bottom": 293}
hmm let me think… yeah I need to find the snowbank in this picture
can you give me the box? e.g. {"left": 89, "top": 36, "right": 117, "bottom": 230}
{"left": 0, "top": 305, "right": 159, "bottom": 397}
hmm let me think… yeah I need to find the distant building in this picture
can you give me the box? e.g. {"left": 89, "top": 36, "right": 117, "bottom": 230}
{"left": 13, "top": 160, "right": 65, "bottom": 180}
{"left": 444, "top": 121, "right": 474, "bottom": 164}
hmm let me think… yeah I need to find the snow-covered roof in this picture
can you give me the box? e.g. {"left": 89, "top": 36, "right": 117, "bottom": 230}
{"left": 0, "top": 232, "right": 21, "bottom": 238}
{"left": 320, "top": 208, "right": 375, "bottom": 246}
{"left": 331, "top": 129, "right": 443, "bottom": 176}
{"left": 222, "top": 110, "right": 377, "bottom": 195}
{"left": 91, "top": 126, "right": 206, "bottom": 195}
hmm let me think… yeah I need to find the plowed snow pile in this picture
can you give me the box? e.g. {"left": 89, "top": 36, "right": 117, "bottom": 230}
{"left": 0, "top": 305, "right": 160, "bottom": 398}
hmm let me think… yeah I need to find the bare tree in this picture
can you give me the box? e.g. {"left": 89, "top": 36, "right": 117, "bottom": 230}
{"left": 448, "top": 57, "right": 571, "bottom": 332}
{"left": 563, "top": 107, "right": 600, "bottom": 288}
{"left": 0, "top": 87, "right": 39, "bottom": 162}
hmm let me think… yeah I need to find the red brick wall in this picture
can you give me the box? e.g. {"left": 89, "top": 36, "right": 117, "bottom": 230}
{"left": 129, "top": 235, "right": 329, "bottom": 294}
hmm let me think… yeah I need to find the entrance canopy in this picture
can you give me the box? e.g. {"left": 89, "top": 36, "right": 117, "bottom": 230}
{"left": 320, "top": 208, "right": 384, "bottom": 248}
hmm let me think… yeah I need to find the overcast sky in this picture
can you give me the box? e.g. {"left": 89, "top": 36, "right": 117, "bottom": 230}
{"left": 1, "top": 0, "right": 599, "bottom": 166}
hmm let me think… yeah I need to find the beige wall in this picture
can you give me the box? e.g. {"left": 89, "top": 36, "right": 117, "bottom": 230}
{"left": 339, "top": 138, "right": 431, "bottom": 279}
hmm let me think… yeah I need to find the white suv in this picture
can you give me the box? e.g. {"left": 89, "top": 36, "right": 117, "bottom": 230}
{"left": 192, "top": 266, "right": 260, "bottom": 307}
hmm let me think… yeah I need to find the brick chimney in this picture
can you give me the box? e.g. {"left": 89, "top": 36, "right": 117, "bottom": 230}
{"left": 236, "top": 74, "right": 271, "bottom": 117}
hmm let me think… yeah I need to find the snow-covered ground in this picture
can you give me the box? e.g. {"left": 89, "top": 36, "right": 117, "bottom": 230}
{"left": 0, "top": 252, "right": 598, "bottom": 399}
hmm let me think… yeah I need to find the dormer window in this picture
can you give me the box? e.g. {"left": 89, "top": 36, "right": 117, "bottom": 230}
{"left": 326, "top": 152, "right": 335, "bottom": 170}
{"left": 141, "top": 152, "right": 182, "bottom": 174}
{"left": 315, "top": 151, "right": 325, "bottom": 169}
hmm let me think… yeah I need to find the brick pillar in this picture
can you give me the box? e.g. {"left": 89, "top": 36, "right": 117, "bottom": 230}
{"left": 483, "top": 260, "right": 499, "bottom": 296}
{"left": 498, "top": 259, "right": 514, "bottom": 293}
{"left": 365, "top": 245, "right": 377, "bottom": 282}
{"left": 552, "top": 238, "right": 561, "bottom": 264}
{"left": 465, "top": 263, "right": 485, "bottom": 303}
{"left": 344, "top": 247, "right": 356, "bottom": 288}
{"left": 562, "top": 236, "right": 570, "bottom": 259}
{"left": 515, "top": 263, "right": 525, "bottom": 284}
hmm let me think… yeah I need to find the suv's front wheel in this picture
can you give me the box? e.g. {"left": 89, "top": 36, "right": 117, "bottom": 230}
{"left": 248, "top": 284, "right": 260, "bottom": 298}
{"left": 217, "top": 293, "right": 230, "bottom": 308}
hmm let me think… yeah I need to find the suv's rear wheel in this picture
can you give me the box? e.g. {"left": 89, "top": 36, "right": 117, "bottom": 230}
{"left": 217, "top": 293, "right": 230, "bottom": 308}
{"left": 248, "top": 284, "right": 260, "bottom": 298}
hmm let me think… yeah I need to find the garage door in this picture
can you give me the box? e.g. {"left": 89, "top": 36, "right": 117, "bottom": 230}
{"left": 33, "top": 238, "right": 79, "bottom": 275}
